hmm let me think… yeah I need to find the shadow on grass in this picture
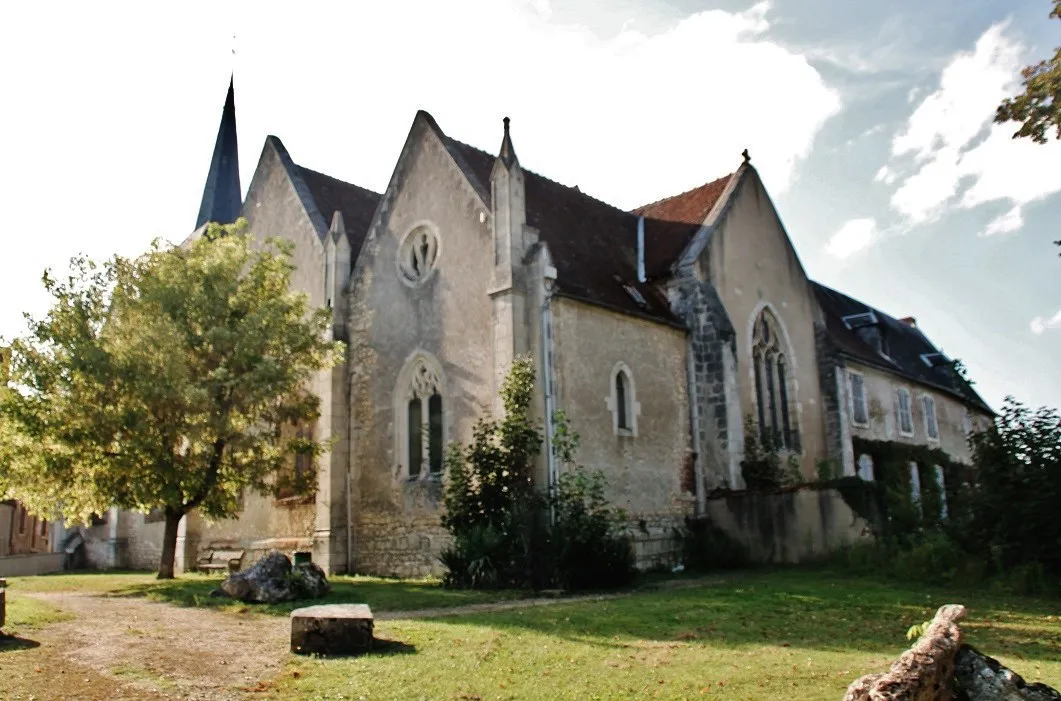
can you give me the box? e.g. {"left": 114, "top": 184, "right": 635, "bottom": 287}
{"left": 110, "top": 574, "right": 531, "bottom": 616}
{"left": 0, "top": 634, "right": 41, "bottom": 652}
{"left": 293, "top": 637, "right": 417, "bottom": 659}
{"left": 418, "top": 569, "right": 1061, "bottom": 663}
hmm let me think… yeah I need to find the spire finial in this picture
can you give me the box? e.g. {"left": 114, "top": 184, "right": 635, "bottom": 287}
{"left": 499, "top": 116, "right": 518, "bottom": 168}
{"left": 195, "top": 79, "right": 242, "bottom": 229}
{"left": 742, "top": 148, "right": 751, "bottom": 164}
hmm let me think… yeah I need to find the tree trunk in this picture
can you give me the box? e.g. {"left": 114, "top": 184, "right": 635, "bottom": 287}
{"left": 157, "top": 508, "right": 183, "bottom": 580}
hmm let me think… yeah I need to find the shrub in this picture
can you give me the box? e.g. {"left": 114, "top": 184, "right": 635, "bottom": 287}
{"left": 440, "top": 357, "right": 634, "bottom": 591}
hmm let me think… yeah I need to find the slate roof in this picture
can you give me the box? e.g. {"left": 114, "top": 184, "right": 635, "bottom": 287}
{"left": 437, "top": 128, "right": 690, "bottom": 326}
{"left": 812, "top": 282, "right": 993, "bottom": 414}
{"left": 296, "top": 166, "right": 381, "bottom": 260}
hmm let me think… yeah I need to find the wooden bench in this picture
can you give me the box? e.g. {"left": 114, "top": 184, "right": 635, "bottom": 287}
{"left": 196, "top": 549, "right": 245, "bottom": 574}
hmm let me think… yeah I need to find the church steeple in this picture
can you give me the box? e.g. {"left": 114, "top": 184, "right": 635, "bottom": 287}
{"left": 195, "top": 76, "right": 242, "bottom": 229}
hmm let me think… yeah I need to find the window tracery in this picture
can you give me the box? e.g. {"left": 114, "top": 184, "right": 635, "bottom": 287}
{"left": 751, "top": 308, "right": 799, "bottom": 450}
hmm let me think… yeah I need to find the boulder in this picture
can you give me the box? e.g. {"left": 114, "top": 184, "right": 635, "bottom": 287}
{"left": 290, "top": 603, "right": 373, "bottom": 656}
{"left": 219, "top": 550, "right": 329, "bottom": 604}
{"left": 844, "top": 604, "right": 967, "bottom": 701}
{"left": 955, "top": 645, "right": 1061, "bottom": 701}
{"left": 843, "top": 605, "right": 1060, "bottom": 701}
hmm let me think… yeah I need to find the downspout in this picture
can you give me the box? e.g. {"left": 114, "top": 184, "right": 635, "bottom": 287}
{"left": 541, "top": 264, "right": 558, "bottom": 523}
{"left": 686, "top": 329, "right": 706, "bottom": 517}
{"left": 636, "top": 216, "right": 646, "bottom": 283}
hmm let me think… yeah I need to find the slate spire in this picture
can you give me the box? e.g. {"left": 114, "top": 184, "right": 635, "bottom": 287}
{"left": 498, "top": 116, "right": 518, "bottom": 169}
{"left": 195, "top": 76, "right": 242, "bottom": 229}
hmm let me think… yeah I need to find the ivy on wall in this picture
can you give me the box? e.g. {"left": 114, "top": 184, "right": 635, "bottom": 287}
{"left": 820, "top": 437, "right": 966, "bottom": 542}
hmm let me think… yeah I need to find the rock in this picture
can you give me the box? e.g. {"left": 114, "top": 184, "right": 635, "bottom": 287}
{"left": 292, "top": 562, "right": 331, "bottom": 599}
{"left": 290, "top": 604, "right": 373, "bottom": 656}
{"left": 955, "top": 645, "right": 1061, "bottom": 701}
{"left": 219, "top": 550, "right": 330, "bottom": 604}
{"left": 844, "top": 604, "right": 967, "bottom": 701}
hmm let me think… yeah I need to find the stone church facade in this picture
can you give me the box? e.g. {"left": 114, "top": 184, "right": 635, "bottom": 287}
{"left": 81, "top": 81, "right": 994, "bottom": 576}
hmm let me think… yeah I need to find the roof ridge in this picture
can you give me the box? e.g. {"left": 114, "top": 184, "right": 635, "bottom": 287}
{"left": 443, "top": 134, "right": 637, "bottom": 218}
{"left": 632, "top": 173, "right": 733, "bottom": 215}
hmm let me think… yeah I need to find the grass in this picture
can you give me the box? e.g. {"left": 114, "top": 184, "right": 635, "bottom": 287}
{"left": 3, "top": 567, "right": 1059, "bottom": 699}
{"left": 265, "top": 569, "right": 1061, "bottom": 701}
{"left": 6, "top": 569, "right": 530, "bottom": 616}
{"left": 1, "top": 596, "right": 73, "bottom": 636}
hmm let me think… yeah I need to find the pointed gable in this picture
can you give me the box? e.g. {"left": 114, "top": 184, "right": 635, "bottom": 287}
{"left": 195, "top": 77, "right": 242, "bottom": 229}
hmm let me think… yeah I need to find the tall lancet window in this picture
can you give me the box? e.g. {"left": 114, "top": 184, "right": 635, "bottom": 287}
{"left": 397, "top": 354, "right": 445, "bottom": 478}
{"left": 751, "top": 308, "right": 799, "bottom": 451}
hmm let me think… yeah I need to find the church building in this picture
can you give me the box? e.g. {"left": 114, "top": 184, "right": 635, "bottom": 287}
{"left": 81, "top": 80, "right": 994, "bottom": 576}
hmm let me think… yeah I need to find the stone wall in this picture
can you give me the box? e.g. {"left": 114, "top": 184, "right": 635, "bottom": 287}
{"left": 705, "top": 485, "right": 874, "bottom": 563}
{"left": 346, "top": 116, "right": 496, "bottom": 577}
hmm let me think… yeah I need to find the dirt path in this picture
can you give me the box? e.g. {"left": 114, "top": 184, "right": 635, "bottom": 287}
{"left": 7, "top": 575, "right": 730, "bottom": 700}
{"left": 19, "top": 592, "right": 288, "bottom": 701}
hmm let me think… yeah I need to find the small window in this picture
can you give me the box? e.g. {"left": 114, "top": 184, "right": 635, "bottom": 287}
{"left": 616, "top": 372, "right": 629, "bottom": 429}
{"left": 608, "top": 363, "right": 639, "bottom": 436}
{"left": 896, "top": 388, "right": 913, "bottom": 435}
{"left": 849, "top": 372, "right": 868, "bottom": 426}
{"left": 922, "top": 395, "right": 939, "bottom": 440}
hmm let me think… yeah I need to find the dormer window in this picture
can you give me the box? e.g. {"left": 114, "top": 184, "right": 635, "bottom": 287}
{"left": 921, "top": 352, "right": 950, "bottom": 368}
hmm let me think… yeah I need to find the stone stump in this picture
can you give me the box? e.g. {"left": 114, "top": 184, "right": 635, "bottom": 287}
{"left": 0, "top": 578, "right": 6, "bottom": 631}
{"left": 291, "top": 604, "right": 373, "bottom": 656}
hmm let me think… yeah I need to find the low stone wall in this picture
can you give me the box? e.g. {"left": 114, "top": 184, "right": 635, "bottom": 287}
{"left": 628, "top": 514, "right": 686, "bottom": 571}
{"left": 0, "top": 552, "right": 66, "bottom": 577}
{"left": 705, "top": 485, "right": 874, "bottom": 563}
{"left": 354, "top": 512, "right": 451, "bottom": 578}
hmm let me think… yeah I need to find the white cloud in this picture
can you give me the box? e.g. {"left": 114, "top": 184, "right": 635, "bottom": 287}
{"left": 982, "top": 205, "right": 1023, "bottom": 236}
{"left": 877, "top": 21, "right": 1061, "bottom": 235}
{"left": 1030, "top": 309, "right": 1061, "bottom": 335}
{"left": 874, "top": 165, "right": 898, "bottom": 185}
{"left": 826, "top": 218, "right": 878, "bottom": 258}
{"left": 0, "top": 0, "right": 841, "bottom": 342}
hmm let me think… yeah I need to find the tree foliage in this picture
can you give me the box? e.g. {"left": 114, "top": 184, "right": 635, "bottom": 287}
{"left": 995, "top": 0, "right": 1061, "bottom": 145}
{"left": 0, "top": 220, "right": 341, "bottom": 577}
{"left": 956, "top": 397, "right": 1061, "bottom": 575}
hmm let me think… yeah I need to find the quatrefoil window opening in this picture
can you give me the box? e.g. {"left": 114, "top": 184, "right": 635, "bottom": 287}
{"left": 398, "top": 225, "right": 440, "bottom": 286}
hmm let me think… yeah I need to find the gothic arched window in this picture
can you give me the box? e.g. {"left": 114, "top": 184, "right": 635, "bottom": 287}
{"left": 397, "top": 353, "right": 445, "bottom": 478}
{"left": 608, "top": 362, "right": 640, "bottom": 437}
{"left": 751, "top": 309, "right": 798, "bottom": 451}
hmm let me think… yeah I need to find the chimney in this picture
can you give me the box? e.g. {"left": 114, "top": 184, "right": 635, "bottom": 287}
{"left": 637, "top": 216, "right": 646, "bottom": 283}
{"left": 899, "top": 317, "right": 917, "bottom": 327}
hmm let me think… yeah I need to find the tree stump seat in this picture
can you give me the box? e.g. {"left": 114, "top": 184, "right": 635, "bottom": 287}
{"left": 290, "top": 603, "right": 373, "bottom": 656}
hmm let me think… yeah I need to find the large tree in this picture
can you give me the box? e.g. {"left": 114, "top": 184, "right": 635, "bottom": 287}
{"left": 0, "top": 221, "right": 341, "bottom": 578}
{"left": 995, "top": 0, "right": 1061, "bottom": 256}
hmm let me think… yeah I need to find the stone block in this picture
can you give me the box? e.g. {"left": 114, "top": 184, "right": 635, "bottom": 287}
{"left": 291, "top": 603, "right": 374, "bottom": 656}
{"left": 0, "top": 578, "right": 6, "bottom": 630}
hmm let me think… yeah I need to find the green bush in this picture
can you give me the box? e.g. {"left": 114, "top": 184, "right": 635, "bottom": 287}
{"left": 440, "top": 357, "right": 634, "bottom": 592}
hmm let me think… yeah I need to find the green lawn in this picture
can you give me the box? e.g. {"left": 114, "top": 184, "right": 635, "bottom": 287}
{"left": 267, "top": 569, "right": 1061, "bottom": 701}
{"left": 6, "top": 569, "right": 530, "bottom": 615}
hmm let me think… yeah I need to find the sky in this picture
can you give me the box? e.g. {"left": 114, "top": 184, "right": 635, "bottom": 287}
{"left": 1, "top": 0, "right": 1058, "bottom": 411}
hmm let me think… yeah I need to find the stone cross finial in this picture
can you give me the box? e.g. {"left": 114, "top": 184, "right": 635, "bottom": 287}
{"left": 742, "top": 148, "right": 751, "bottom": 163}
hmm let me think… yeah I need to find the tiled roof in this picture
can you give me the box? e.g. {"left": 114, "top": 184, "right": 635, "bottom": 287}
{"left": 812, "top": 282, "right": 993, "bottom": 414}
{"left": 440, "top": 134, "right": 689, "bottom": 326}
{"left": 296, "top": 166, "right": 381, "bottom": 263}
{"left": 631, "top": 175, "right": 734, "bottom": 278}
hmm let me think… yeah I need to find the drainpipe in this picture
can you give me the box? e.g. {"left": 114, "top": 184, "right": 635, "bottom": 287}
{"left": 636, "top": 216, "right": 646, "bottom": 284}
{"left": 541, "top": 264, "right": 558, "bottom": 523}
{"left": 686, "top": 332, "right": 705, "bottom": 517}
